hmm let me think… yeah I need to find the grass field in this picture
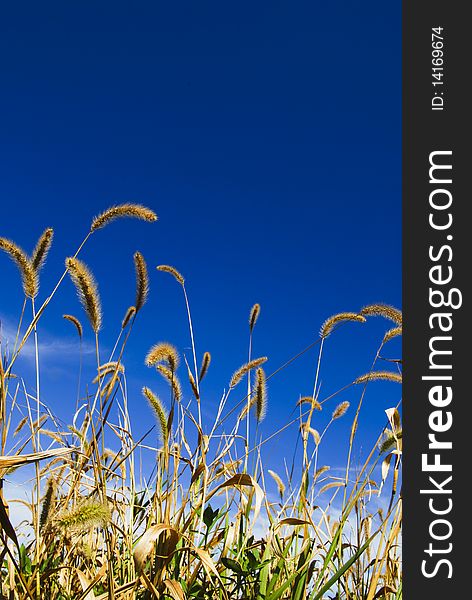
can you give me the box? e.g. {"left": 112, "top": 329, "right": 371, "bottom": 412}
{"left": 0, "top": 204, "right": 402, "bottom": 599}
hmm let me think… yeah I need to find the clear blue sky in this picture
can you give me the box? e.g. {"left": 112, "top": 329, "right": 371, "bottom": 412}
{"left": 0, "top": 2, "right": 401, "bottom": 478}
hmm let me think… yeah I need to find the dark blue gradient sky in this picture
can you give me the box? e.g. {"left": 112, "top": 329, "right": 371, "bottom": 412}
{"left": 0, "top": 1, "right": 401, "bottom": 476}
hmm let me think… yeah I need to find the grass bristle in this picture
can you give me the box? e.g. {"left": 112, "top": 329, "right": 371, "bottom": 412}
{"left": 268, "top": 469, "right": 285, "bottom": 498}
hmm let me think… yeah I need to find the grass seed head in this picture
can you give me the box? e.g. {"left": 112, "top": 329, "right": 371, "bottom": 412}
{"left": 249, "top": 303, "right": 261, "bottom": 332}
{"left": 320, "top": 312, "right": 366, "bottom": 338}
{"left": 142, "top": 386, "right": 168, "bottom": 444}
{"left": 360, "top": 303, "right": 402, "bottom": 326}
{"left": 63, "top": 314, "right": 83, "bottom": 338}
{"left": 230, "top": 357, "right": 267, "bottom": 389}
{"left": 156, "top": 264, "right": 185, "bottom": 285}
{"left": 0, "top": 237, "right": 38, "bottom": 298}
{"left": 199, "top": 351, "right": 211, "bottom": 382}
{"left": 145, "top": 342, "right": 180, "bottom": 372}
{"left": 90, "top": 203, "right": 157, "bottom": 231}
{"left": 332, "top": 401, "right": 350, "bottom": 420}
{"left": 121, "top": 305, "right": 136, "bottom": 329}
{"left": 66, "top": 257, "right": 102, "bottom": 333}
{"left": 355, "top": 371, "right": 402, "bottom": 385}
{"left": 31, "top": 227, "right": 54, "bottom": 273}
{"left": 134, "top": 251, "right": 149, "bottom": 312}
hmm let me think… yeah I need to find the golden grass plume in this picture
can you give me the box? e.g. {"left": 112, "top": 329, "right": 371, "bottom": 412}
{"left": 31, "top": 227, "right": 54, "bottom": 273}
{"left": 268, "top": 469, "right": 285, "bottom": 498}
{"left": 199, "top": 351, "right": 211, "bottom": 382}
{"left": 90, "top": 203, "right": 157, "bottom": 231}
{"left": 65, "top": 257, "right": 102, "bottom": 333}
{"left": 332, "top": 401, "right": 350, "bottom": 420}
{"left": 121, "top": 305, "right": 136, "bottom": 329}
{"left": 145, "top": 342, "right": 179, "bottom": 372}
{"left": 142, "top": 386, "right": 168, "bottom": 444}
{"left": 0, "top": 237, "right": 38, "bottom": 298}
{"left": 320, "top": 312, "right": 366, "bottom": 338}
{"left": 383, "top": 326, "right": 402, "bottom": 344}
{"left": 156, "top": 264, "right": 185, "bottom": 285}
{"left": 56, "top": 502, "right": 111, "bottom": 534}
{"left": 133, "top": 251, "right": 149, "bottom": 312}
{"left": 230, "top": 356, "right": 267, "bottom": 389}
{"left": 254, "top": 367, "right": 267, "bottom": 422}
{"left": 63, "top": 314, "right": 83, "bottom": 338}
{"left": 355, "top": 371, "right": 402, "bottom": 385}
{"left": 249, "top": 303, "right": 261, "bottom": 332}
{"left": 360, "top": 303, "right": 402, "bottom": 326}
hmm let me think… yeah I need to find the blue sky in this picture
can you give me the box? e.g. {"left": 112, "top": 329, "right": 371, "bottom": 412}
{"left": 0, "top": 1, "right": 401, "bottom": 481}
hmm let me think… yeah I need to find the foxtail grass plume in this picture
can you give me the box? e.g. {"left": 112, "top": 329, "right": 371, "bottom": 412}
{"left": 31, "top": 228, "right": 54, "bottom": 273}
{"left": 254, "top": 367, "right": 267, "bottom": 422}
{"left": 133, "top": 251, "right": 149, "bottom": 312}
{"left": 90, "top": 203, "right": 157, "bottom": 231}
{"left": 122, "top": 305, "right": 136, "bottom": 329}
{"left": 296, "top": 396, "right": 322, "bottom": 411}
{"left": 320, "top": 312, "right": 366, "bottom": 338}
{"left": 355, "top": 371, "right": 402, "bottom": 385}
{"left": 249, "top": 303, "right": 261, "bottom": 332}
{"left": 379, "top": 429, "right": 403, "bottom": 454}
{"left": 156, "top": 264, "right": 185, "bottom": 285}
{"left": 268, "top": 469, "right": 285, "bottom": 498}
{"left": 188, "top": 368, "right": 199, "bottom": 400}
{"left": 199, "top": 351, "right": 211, "bottom": 382}
{"left": 40, "top": 478, "right": 56, "bottom": 531}
{"left": 56, "top": 502, "right": 111, "bottom": 533}
{"left": 230, "top": 357, "right": 267, "bottom": 389}
{"left": 157, "top": 365, "right": 182, "bottom": 401}
{"left": 300, "top": 422, "right": 320, "bottom": 444}
{"left": 63, "top": 314, "right": 83, "bottom": 338}
{"left": 142, "top": 386, "right": 168, "bottom": 444}
{"left": 360, "top": 303, "right": 402, "bottom": 326}
{"left": 332, "top": 401, "right": 350, "bottom": 420}
{"left": 145, "top": 342, "right": 179, "bottom": 372}
{"left": 66, "top": 257, "right": 102, "bottom": 332}
{"left": 383, "top": 326, "right": 402, "bottom": 344}
{"left": 0, "top": 237, "right": 38, "bottom": 298}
